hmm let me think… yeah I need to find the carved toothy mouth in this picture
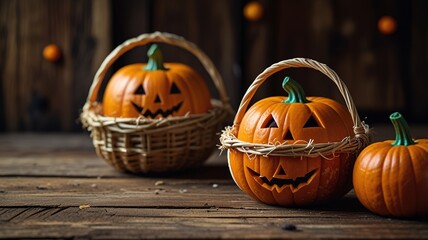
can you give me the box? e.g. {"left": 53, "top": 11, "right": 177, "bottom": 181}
{"left": 247, "top": 167, "right": 318, "bottom": 192}
{"left": 131, "top": 101, "right": 183, "bottom": 118}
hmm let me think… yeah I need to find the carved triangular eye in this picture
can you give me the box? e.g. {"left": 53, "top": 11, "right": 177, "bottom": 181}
{"left": 134, "top": 85, "right": 145, "bottom": 95}
{"left": 303, "top": 115, "right": 320, "bottom": 128}
{"left": 262, "top": 115, "right": 278, "bottom": 128}
{"left": 170, "top": 82, "right": 181, "bottom": 94}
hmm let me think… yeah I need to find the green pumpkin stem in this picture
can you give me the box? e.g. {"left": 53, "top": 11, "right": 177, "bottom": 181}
{"left": 144, "top": 44, "right": 168, "bottom": 71}
{"left": 282, "top": 76, "right": 310, "bottom": 103}
{"left": 390, "top": 112, "right": 416, "bottom": 146}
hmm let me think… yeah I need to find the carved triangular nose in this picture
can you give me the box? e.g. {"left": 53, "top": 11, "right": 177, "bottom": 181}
{"left": 154, "top": 94, "right": 161, "bottom": 103}
{"left": 274, "top": 165, "right": 287, "bottom": 177}
{"left": 283, "top": 130, "right": 293, "bottom": 140}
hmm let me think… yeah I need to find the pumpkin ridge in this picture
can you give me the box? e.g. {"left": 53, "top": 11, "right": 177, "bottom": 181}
{"left": 397, "top": 147, "right": 417, "bottom": 216}
{"left": 363, "top": 149, "right": 378, "bottom": 212}
{"left": 103, "top": 65, "right": 139, "bottom": 116}
{"left": 166, "top": 70, "right": 195, "bottom": 114}
{"left": 186, "top": 65, "right": 212, "bottom": 111}
{"left": 171, "top": 65, "right": 212, "bottom": 114}
{"left": 314, "top": 156, "right": 324, "bottom": 202}
{"left": 309, "top": 157, "right": 321, "bottom": 203}
{"left": 369, "top": 144, "right": 391, "bottom": 215}
{"left": 383, "top": 147, "right": 401, "bottom": 215}
{"left": 314, "top": 100, "right": 354, "bottom": 140}
{"left": 405, "top": 146, "right": 418, "bottom": 215}
{"left": 271, "top": 102, "right": 291, "bottom": 143}
{"left": 228, "top": 151, "right": 257, "bottom": 200}
{"left": 304, "top": 104, "right": 325, "bottom": 129}
{"left": 121, "top": 69, "right": 145, "bottom": 117}
{"left": 416, "top": 143, "right": 428, "bottom": 214}
{"left": 269, "top": 102, "right": 287, "bottom": 143}
{"left": 243, "top": 100, "right": 281, "bottom": 144}
{"left": 250, "top": 109, "right": 264, "bottom": 143}
{"left": 396, "top": 148, "right": 404, "bottom": 216}
{"left": 130, "top": 70, "right": 148, "bottom": 115}
{"left": 381, "top": 147, "right": 392, "bottom": 215}
{"left": 415, "top": 140, "right": 428, "bottom": 157}
{"left": 244, "top": 156, "right": 274, "bottom": 204}
{"left": 329, "top": 154, "right": 342, "bottom": 201}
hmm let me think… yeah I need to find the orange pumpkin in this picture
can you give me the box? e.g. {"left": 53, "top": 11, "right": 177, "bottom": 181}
{"left": 43, "top": 44, "right": 62, "bottom": 62}
{"left": 378, "top": 16, "right": 397, "bottom": 35}
{"left": 353, "top": 112, "right": 428, "bottom": 217}
{"left": 229, "top": 77, "right": 355, "bottom": 206}
{"left": 243, "top": 1, "right": 264, "bottom": 22}
{"left": 102, "top": 44, "right": 212, "bottom": 118}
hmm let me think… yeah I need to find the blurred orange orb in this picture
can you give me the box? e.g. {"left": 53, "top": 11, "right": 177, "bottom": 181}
{"left": 378, "top": 16, "right": 397, "bottom": 35}
{"left": 43, "top": 44, "right": 62, "bottom": 62}
{"left": 243, "top": 1, "right": 264, "bottom": 22}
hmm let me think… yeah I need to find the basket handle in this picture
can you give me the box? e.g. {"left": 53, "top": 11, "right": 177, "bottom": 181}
{"left": 233, "top": 58, "right": 366, "bottom": 136}
{"left": 84, "top": 32, "right": 231, "bottom": 111}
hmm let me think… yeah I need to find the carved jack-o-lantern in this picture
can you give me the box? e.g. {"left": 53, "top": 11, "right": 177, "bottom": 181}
{"left": 103, "top": 44, "right": 212, "bottom": 118}
{"left": 229, "top": 77, "right": 355, "bottom": 206}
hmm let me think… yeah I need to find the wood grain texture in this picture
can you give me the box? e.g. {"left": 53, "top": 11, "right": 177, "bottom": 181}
{"left": 408, "top": 0, "right": 428, "bottom": 121}
{"left": 241, "top": 0, "right": 275, "bottom": 104}
{"left": 1, "top": 0, "right": 427, "bottom": 131}
{"left": 151, "top": 0, "right": 241, "bottom": 110}
{"left": 270, "top": 0, "right": 346, "bottom": 107}
{"left": 0, "top": 0, "right": 19, "bottom": 131}
{"left": 1, "top": 134, "right": 428, "bottom": 239}
{"left": 0, "top": 133, "right": 229, "bottom": 178}
{"left": 110, "top": 0, "right": 150, "bottom": 81}
{"left": 0, "top": 178, "right": 427, "bottom": 239}
{"left": 1, "top": 206, "right": 427, "bottom": 239}
{"left": 328, "top": 0, "right": 405, "bottom": 113}
{"left": 0, "top": 0, "right": 110, "bottom": 131}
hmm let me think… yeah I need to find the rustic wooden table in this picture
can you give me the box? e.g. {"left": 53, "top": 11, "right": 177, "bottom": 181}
{"left": 1, "top": 130, "right": 427, "bottom": 239}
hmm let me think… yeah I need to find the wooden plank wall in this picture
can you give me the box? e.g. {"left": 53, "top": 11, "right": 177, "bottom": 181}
{"left": 0, "top": 0, "right": 110, "bottom": 131}
{"left": 110, "top": 0, "right": 242, "bottom": 110}
{"left": 0, "top": 0, "right": 427, "bottom": 132}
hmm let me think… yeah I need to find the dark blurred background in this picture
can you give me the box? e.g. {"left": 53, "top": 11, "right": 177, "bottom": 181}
{"left": 0, "top": 0, "right": 427, "bottom": 132}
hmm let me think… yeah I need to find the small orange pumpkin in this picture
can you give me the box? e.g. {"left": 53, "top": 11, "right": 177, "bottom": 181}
{"left": 353, "top": 112, "right": 428, "bottom": 217}
{"left": 378, "top": 16, "right": 397, "bottom": 35}
{"left": 43, "top": 44, "right": 62, "bottom": 62}
{"left": 229, "top": 77, "right": 355, "bottom": 206}
{"left": 102, "top": 44, "right": 212, "bottom": 118}
{"left": 243, "top": 1, "right": 264, "bottom": 22}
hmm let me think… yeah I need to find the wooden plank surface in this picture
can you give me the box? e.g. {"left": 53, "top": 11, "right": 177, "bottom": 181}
{"left": 0, "top": 133, "right": 428, "bottom": 239}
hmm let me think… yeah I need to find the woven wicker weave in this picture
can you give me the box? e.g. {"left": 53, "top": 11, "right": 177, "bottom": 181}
{"left": 81, "top": 32, "right": 232, "bottom": 173}
{"left": 220, "top": 58, "right": 370, "bottom": 158}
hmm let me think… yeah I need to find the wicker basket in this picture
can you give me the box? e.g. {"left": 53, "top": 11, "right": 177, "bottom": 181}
{"left": 81, "top": 32, "right": 232, "bottom": 173}
{"left": 220, "top": 58, "right": 370, "bottom": 161}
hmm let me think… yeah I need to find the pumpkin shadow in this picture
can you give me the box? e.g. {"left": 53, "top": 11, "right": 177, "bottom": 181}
{"left": 173, "top": 165, "right": 232, "bottom": 180}
{"left": 126, "top": 150, "right": 231, "bottom": 179}
{"left": 130, "top": 164, "right": 232, "bottom": 180}
{"left": 299, "top": 192, "right": 367, "bottom": 213}
{"left": 299, "top": 192, "right": 428, "bottom": 222}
